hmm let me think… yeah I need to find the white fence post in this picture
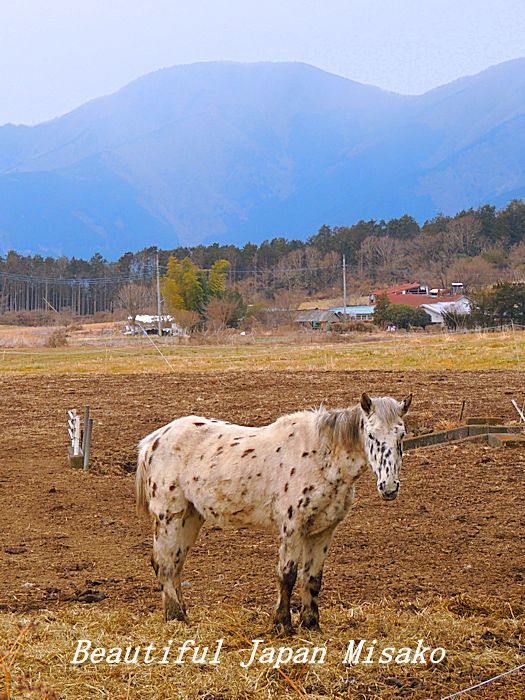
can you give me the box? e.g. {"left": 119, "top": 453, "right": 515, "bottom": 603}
{"left": 68, "top": 407, "right": 93, "bottom": 469}
{"left": 511, "top": 399, "right": 525, "bottom": 424}
{"left": 73, "top": 415, "right": 81, "bottom": 455}
{"left": 68, "top": 410, "right": 81, "bottom": 453}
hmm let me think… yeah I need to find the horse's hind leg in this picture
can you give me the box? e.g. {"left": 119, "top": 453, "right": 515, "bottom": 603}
{"left": 152, "top": 499, "right": 204, "bottom": 622}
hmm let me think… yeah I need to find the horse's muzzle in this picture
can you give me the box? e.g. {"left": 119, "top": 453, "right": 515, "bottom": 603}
{"left": 380, "top": 483, "right": 400, "bottom": 501}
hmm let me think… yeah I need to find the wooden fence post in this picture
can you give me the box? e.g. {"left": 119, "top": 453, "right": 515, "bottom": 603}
{"left": 83, "top": 405, "right": 93, "bottom": 471}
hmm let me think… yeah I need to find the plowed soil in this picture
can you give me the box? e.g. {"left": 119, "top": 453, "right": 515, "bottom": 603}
{"left": 1, "top": 370, "right": 524, "bottom": 616}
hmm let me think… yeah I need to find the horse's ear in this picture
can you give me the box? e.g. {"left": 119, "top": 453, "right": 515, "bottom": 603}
{"left": 400, "top": 394, "right": 412, "bottom": 415}
{"left": 360, "top": 392, "right": 372, "bottom": 415}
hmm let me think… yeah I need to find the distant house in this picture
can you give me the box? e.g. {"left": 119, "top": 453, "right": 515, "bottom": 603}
{"left": 419, "top": 297, "right": 471, "bottom": 324}
{"left": 294, "top": 309, "right": 341, "bottom": 330}
{"left": 330, "top": 305, "right": 375, "bottom": 321}
{"left": 295, "top": 287, "right": 470, "bottom": 329}
{"left": 370, "top": 282, "right": 427, "bottom": 302}
{"left": 371, "top": 282, "right": 470, "bottom": 325}
{"left": 372, "top": 282, "right": 466, "bottom": 310}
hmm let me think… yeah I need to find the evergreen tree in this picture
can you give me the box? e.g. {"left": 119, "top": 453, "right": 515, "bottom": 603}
{"left": 373, "top": 293, "right": 391, "bottom": 327}
{"left": 383, "top": 304, "right": 431, "bottom": 329}
{"left": 470, "top": 282, "right": 525, "bottom": 326}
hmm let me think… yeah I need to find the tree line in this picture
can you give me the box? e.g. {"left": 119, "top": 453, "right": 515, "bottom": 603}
{"left": 1, "top": 199, "right": 524, "bottom": 317}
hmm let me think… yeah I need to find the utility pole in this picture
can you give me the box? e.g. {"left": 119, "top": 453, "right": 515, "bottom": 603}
{"left": 156, "top": 252, "right": 162, "bottom": 337}
{"left": 342, "top": 254, "right": 347, "bottom": 318}
{"left": 42, "top": 297, "right": 59, "bottom": 314}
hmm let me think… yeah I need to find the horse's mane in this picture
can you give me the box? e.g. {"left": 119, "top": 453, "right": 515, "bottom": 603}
{"left": 316, "top": 406, "right": 362, "bottom": 453}
{"left": 316, "top": 397, "right": 400, "bottom": 452}
{"left": 370, "top": 397, "right": 403, "bottom": 425}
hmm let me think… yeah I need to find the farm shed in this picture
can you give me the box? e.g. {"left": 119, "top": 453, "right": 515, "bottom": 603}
{"left": 294, "top": 309, "right": 341, "bottom": 330}
{"left": 331, "top": 305, "right": 375, "bottom": 321}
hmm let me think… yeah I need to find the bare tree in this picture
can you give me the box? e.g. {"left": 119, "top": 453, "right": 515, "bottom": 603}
{"left": 272, "top": 288, "right": 305, "bottom": 325}
{"left": 414, "top": 230, "right": 457, "bottom": 288}
{"left": 447, "top": 256, "right": 499, "bottom": 291}
{"left": 446, "top": 214, "right": 482, "bottom": 257}
{"left": 170, "top": 308, "right": 200, "bottom": 333}
{"left": 116, "top": 283, "right": 155, "bottom": 329}
{"left": 509, "top": 242, "right": 525, "bottom": 278}
{"left": 359, "top": 236, "right": 404, "bottom": 282}
{"left": 206, "top": 297, "right": 239, "bottom": 332}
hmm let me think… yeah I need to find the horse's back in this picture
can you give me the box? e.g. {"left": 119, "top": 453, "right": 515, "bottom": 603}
{"left": 139, "top": 411, "right": 321, "bottom": 529}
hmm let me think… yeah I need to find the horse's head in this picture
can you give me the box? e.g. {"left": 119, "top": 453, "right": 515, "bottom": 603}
{"left": 360, "top": 393, "right": 412, "bottom": 501}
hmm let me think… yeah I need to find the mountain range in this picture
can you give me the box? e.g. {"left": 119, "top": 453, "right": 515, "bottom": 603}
{"left": 1, "top": 59, "right": 524, "bottom": 258}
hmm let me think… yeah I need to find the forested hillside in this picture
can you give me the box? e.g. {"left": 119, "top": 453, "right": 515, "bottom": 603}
{"left": 1, "top": 200, "right": 524, "bottom": 316}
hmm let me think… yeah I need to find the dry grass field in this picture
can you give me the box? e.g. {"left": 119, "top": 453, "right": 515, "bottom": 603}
{"left": 2, "top": 597, "right": 522, "bottom": 699}
{"left": 1, "top": 327, "right": 525, "bottom": 374}
{"left": 1, "top": 331, "right": 524, "bottom": 699}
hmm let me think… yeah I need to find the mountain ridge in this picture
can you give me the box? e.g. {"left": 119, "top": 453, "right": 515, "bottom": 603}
{"left": 1, "top": 59, "right": 524, "bottom": 257}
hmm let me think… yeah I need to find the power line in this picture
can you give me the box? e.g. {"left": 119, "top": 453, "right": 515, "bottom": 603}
{"left": 157, "top": 263, "right": 341, "bottom": 274}
{"left": 0, "top": 270, "right": 153, "bottom": 284}
{"left": 0, "top": 263, "right": 342, "bottom": 285}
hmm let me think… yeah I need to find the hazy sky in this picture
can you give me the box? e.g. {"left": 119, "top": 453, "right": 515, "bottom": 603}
{"left": 1, "top": 0, "right": 524, "bottom": 125}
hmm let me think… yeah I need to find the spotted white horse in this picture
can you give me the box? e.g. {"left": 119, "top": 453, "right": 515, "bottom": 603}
{"left": 136, "top": 392, "right": 412, "bottom": 634}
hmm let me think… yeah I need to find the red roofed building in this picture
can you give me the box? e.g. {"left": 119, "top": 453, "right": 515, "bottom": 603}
{"left": 371, "top": 282, "right": 424, "bottom": 298}
{"left": 370, "top": 282, "right": 464, "bottom": 308}
{"left": 384, "top": 292, "right": 465, "bottom": 307}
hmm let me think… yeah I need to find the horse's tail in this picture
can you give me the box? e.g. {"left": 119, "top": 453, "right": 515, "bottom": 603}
{"left": 136, "top": 437, "right": 151, "bottom": 517}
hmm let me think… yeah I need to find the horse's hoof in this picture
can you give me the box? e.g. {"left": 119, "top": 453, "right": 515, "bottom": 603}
{"left": 163, "top": 600, "right": 188, "bottom": 623}
{"left": 273, "top": 622, "right": 295, "bottom": 637}
{"left": 299, "top": 618, "right": 321, "bottom": 632}
{"left": 164, "top": 610, "right": 189, "bottom": 623}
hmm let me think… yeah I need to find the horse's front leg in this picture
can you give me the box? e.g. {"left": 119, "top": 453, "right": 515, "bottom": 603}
{"left": 274, "top": 528, "right": 303, "bottom": 636}
{"left": 299, "top": 525, "right": 336, "bottom": 631}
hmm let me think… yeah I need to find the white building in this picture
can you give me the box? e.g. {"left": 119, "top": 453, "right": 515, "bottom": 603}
{"left": 419, "top": 296, "right": 471, "bottom": 324}
{"left": 124, "top": 314, "right": 186, "bottom": 336}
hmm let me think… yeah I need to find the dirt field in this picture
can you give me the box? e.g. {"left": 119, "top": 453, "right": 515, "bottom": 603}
{"left": 1, "top": 369, "right": 524, "bottom": 698}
